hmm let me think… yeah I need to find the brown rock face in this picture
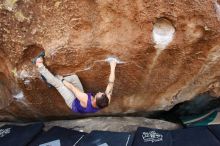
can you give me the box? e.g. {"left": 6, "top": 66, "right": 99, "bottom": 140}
{"left": 0, "top": 0, "right": 220, "bottom": 121}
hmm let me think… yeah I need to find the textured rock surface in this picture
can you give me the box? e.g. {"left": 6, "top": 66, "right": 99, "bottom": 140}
{"left": 0, "top": 0, "right": 220, "bottom": 121}
{"left": 0, "top": 117, "right": 180, "bottom": 132}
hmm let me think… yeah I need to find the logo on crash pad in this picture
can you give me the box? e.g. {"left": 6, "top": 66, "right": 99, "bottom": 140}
{"left": 142, "top": 131, "right": 163, "bottom": 143}
{"left": 0, "top": 128, "right": 11, "bottom": 138}
{"left": 39, "top": 139, "right": 61, "bottom": 146}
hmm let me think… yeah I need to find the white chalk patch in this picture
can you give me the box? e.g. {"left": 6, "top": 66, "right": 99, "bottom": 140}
{"left": 215, "top": 1, "right": 220, "bottom": 21}
{"left": 152, "top": 18, "right": 175, "bottom": 50}
{"left": 13, "top": 91, "right": 24, "bottom": 100}
{"left": 84, "top": 67, "right": 92, "bottom": 71}
{"left": 105, "top": 56, "right": 125, "bottom": 64}
{"left": 19, "top": 70, "right": 32, "bottom": 80}
{"left": 24, "top": 79, "right": 31, "bottom": 85}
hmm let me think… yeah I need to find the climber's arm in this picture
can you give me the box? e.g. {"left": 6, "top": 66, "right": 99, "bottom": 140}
{"left": 63, "top": 80, "right": 88, "bottom": 105}
{"left": 105, "top": 61, "right": 117, "bottom": 103}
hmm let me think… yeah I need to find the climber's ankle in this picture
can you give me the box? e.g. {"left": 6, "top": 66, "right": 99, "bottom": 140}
{"left": 36, "top": 57, "right": 44, "bottom": 68}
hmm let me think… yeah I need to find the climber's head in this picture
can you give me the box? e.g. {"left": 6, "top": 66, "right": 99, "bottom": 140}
{"left": 94, "top": 92, "right": 109, "bottom": 109}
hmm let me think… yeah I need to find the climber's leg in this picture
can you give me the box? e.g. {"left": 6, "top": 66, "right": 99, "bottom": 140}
{"left": 63, "top": 75, "right": 84, "bottom": 92}
{"left": 37, "top": 65, "right": 75, "bottom": 109}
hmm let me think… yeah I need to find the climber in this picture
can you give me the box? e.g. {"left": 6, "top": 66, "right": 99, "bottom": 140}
{"left": 34, "top": 53, "right": 117, "bottom": 113}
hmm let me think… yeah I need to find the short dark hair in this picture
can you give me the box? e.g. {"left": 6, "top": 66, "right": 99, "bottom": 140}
{"left": 96, "top": 93, "right": 109, "bottom": 109}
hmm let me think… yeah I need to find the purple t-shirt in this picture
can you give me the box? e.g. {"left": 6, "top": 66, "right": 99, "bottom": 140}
{"left": 72, "top": 93, "right": 99, "bottom": 113}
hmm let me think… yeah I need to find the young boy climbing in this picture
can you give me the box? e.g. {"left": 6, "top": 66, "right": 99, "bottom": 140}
{"left": 35, "top": 53, "right": 117, "bottom": 113}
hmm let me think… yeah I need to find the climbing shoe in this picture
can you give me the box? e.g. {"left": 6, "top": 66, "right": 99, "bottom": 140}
{"left": 32, "top": 51, "right": 45, "bottom": 64}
